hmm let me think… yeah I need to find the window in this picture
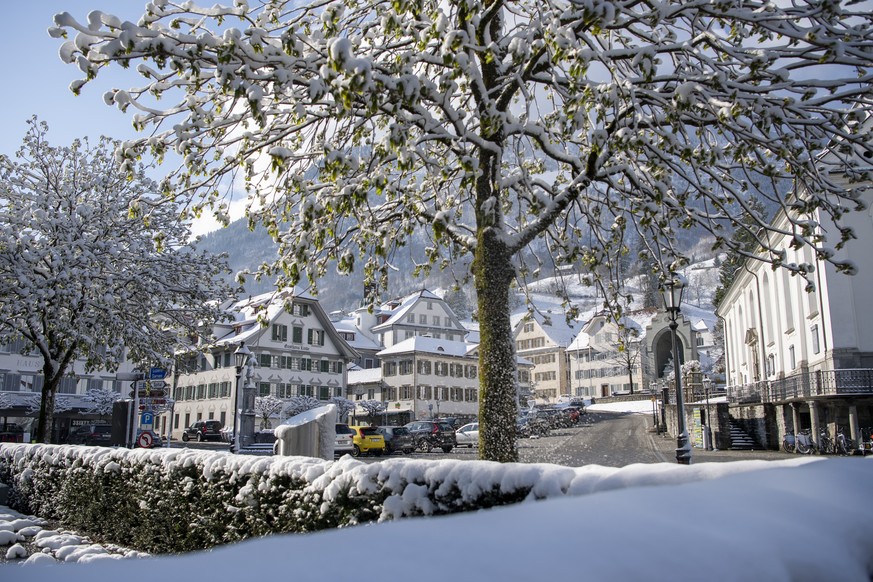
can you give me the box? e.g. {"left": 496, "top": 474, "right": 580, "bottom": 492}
{"left": 208, "top": 383, "right": 218, "bottom": 398}
{"left": 450, "top": 387, "right": 463, "bottom": 401}
{"left": 465, "top": 365, "right": 477, "bottom": 379}
{"left": 419, "top": 314, "right": 427, "bottom": 324}
{"left": 407, "top": 314, "right": 416, "bottom": 323}
{"left": 292, "top": 326, "right": 303, "bottom": 343}
{"left": 465, "top": 388, "right": 478, "bottom": 402}
{"left": 220, "top": 411, "right": 226, "bottom": 426}
{"left": 259, "top": 353, "right": 272, "bottom": 368}
{"left": 332, "top": 361, "right": 343, "bottom": 374}
{"left": 696, "top": 336, "right": 704, "bottom": 347}
{"left": 185, "top": 385, "right": 195, "bottom": 400}
{"left": 400, "top": 385, "right": 413, "bottom": 399}
{"left": 259, "top": 382, "right": 271, "bottom": 397}
{"left": 383, "top": 361, "right": 398, "bottom": 376}
{"left": 811, "top": 324, "right": 821, "bottom": 355}
{"left": 291, "top": 303, "right": 310, "bottom": 316}
{"left": 308, "top": 329, "right": 325, "bottom": 346}
{"left": 386, "top": 386, "right": 397, "bottom": 400}
{"left": 174, "top": 413, "right": 179, "bottom": 429}
{"left": 196, "top": 384, "right": 206, "bottom": 399}
{"left": 184, "top": 413, "right": 190, "bottom": 428}
{"left": 277, "top": 383, "right": 293, "bottom": 398}
{"left": 220, "top": 382, "right": 231, "bottom": 397}
{"left": 399, "top": 360, "right": 413, "bottom": 375}
{"left": 272, "top": 324, "right": 288, "bottom": 342}
{"left": 318, "top": 386, "right": 331, "bottom": 400}
{"left": 417, "top": 360, "right": 431, "bottom": 375}
{"left": 320, "top": 360, "right": 330, "bottom": 373}
{"left": 433, "top": 315, "right": 440, "bottom": 326}
{"left": 435, "top": 362, "right": 448, "bottom": 376}
{"left": 789, "top": 345, "right": 796, "bottom": 370}
{"left": 418, "top": 385, "right": 432, "bottom": 399}
{"left": 524, "top": 323, "right": 534, "bottom": 333}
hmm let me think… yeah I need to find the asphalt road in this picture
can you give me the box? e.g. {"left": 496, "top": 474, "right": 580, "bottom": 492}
{"left": 169, "top": 411, "right": 801, "bottom": 466}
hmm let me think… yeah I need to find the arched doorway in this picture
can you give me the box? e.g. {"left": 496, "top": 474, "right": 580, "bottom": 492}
{"left": 654, "top": 329, "right": 685, "bottom": 379}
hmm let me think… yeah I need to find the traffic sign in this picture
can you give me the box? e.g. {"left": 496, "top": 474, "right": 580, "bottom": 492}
{"left": 140, "top": 411, "right": 154, "bottom": 430}
{"left": 134, "top": 379, "right": 165, "bottom": 390}
{"left": 149, "top": 367, "right": 167, "bottom": 380}
{"left": 137, "top": 431, "right": 154, "bottom": 448}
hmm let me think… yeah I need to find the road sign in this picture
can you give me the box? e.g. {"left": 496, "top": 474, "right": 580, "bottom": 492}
{"left": 134, "top": 379, "right": 165, "bottom": 390}
{"left": 137, "top": 431, "right": 154, "bottom": 448}
{"left": 140, "top": 411, "right": 154, "bottom": 430}
{"left": 149, "top": 367, "right": 167, "bottom": 380}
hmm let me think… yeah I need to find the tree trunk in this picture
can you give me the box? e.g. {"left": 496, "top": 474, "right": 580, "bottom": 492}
{"left": 474, "top": 228, "right": 518, "bottom": 463}
{"left": 35, "top": 362, "right": 62, "bottom": 443}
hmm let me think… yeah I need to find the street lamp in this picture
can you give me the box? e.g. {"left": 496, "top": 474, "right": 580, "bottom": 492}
{"left": 661, "top": 274, "right": 691, "bottom": 465}
{"left": 231, "top": 342, "right": 252, "bottom": 453}
{"left": 703, "top": 375, "right": 714, "bottom": 451}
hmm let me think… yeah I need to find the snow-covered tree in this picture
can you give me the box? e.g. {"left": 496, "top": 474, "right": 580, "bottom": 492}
{"left": 54, "top": 1, "right": 873, "bottom": 461}
{"left": 80, "top": 387, "right": 121, "bottom": 419}
{"left": 330, "top": 396, "right": 356, "bottom": 422}
{"left": 255, "top": 395, "right": 284, "bottom": 429}
{"left": 358, "top": 400, "right": 387, "bottom": 417}
{"left": 282, "top": 395, "right": 322, "bottom": 418}
{"left": 0, "top": 119, "right": 234, "bottom": 443}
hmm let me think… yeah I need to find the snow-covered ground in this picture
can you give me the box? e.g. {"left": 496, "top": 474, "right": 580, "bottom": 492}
{"left": 0, "top": 507, "right": 147, "bottom": 565}
{"left": 2, "top": 455, "right": 872, "bottom": 581}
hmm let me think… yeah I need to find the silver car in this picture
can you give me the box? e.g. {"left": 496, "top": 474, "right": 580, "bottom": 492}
{"left": 455, "top": 422, "right": 479, "bottom": 448}
{"left": 335, "top": 423, "right": 355, "bottom": 456}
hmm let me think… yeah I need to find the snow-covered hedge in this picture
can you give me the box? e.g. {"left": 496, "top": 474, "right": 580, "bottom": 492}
{"left": 0, "top": 443, "right": 556, "bottom": 553}
{"left": 0, "top": 443, "right": 809, "bottom": 555}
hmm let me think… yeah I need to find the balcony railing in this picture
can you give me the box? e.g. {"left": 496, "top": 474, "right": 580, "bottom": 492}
{"left": 727, "top": 369, "right": 873, "bottom": 404}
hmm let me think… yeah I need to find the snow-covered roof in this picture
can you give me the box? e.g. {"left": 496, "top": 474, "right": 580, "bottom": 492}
{"left": 372, "top": 289, "right": 444, "bottom": 331}
{"left": 331, "top": 316, "right": 382, "bottom": 351}
{"left": 512, "top": 309, "right": 582, "bottom": 347}
{"left": 377, "top": 336, "right": 475, "bottom": 358}
{"left": 348, "top": 367, "right": 382, "bottom": 384}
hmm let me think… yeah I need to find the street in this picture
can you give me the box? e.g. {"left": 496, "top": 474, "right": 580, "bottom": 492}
{"left": 169, "top": 411, "right": 799, "bottom": 466}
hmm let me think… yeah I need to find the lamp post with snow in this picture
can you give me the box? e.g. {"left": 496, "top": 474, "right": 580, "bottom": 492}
{"left": 231, "top": 342, "right": 252, "bottom": 454}
{"left": 661, "top": 275, "right": 691, "bottom": 465}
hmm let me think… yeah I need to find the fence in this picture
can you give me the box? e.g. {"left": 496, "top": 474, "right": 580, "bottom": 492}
{"left": 727, "top": 369, "right": 873, "bottom": 404}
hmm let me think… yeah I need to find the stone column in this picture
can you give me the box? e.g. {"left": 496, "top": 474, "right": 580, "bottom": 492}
{"left": 849, "top": 405, "right": 860, "bottom": 446}
{"left": 790, "top": 403, "right": 801, "bottom": 453}
{"left": 240, "top": 359, "right": 257, "bottom": 449}
{"left": 809, "top": 400, "right": 821, "bottom": 453}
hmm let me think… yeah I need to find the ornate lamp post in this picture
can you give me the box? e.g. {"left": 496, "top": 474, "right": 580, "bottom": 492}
{"left": 231, "top": 342, "right": 252, "bottom": 453}
{"left": 661, "top": 275, "right": 691, "bottom": 465}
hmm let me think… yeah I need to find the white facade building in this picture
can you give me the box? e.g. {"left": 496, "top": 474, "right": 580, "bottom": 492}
{"left": 171, "top": 289, "right": 358, "bottom": 438}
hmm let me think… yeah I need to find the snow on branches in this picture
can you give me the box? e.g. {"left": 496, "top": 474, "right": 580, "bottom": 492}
{"left": 53, "top": 0, "right": 873, "bottom": 461}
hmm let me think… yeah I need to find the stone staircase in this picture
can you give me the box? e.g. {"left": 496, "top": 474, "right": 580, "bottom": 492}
{"left": 729, "top": 421, "right": 758, "bottom": 450}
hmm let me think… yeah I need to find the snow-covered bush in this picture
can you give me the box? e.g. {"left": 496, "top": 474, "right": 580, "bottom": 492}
{"left": 0, "top": 442, "right": 569, "bottom": 554}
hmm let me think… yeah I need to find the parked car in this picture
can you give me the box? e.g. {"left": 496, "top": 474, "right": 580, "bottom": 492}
{"left": 377, "top": 426, "right": 414, "bottom": 454}
{"left": 335, "top": 423, "right": 355, "bottom": 456}
{"left": 516, "top": 414, "right": 549, "bottom": 438}
{"left": 181, "top": 420, "right": 224, "bottom": 442}
{"left": 69, "top": 424, "right": 112, "bottom": 446}
{"left": 348, "top": 425, "right": 385, "bottom": 457}
{"left": 405, "top": 420, "right": 456, "bottom": 453}
{"left": 455, "top": 422, "right": 479, "bottom": 448}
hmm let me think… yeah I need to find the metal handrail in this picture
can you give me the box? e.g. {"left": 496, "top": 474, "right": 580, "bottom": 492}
{"left": 727, "top": 369, "right": 873, "bottom": 404}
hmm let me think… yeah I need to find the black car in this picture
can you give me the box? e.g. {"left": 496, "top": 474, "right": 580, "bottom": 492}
{"left": 69, "top": 424, "right": 112, "bottom": 446}
{"left": 404, "top": 420, "right": 456, "bottom": 453}
{"left": 377, "top": 426, "right": 415, "bottom": 454}
{"left": 182, "top": 420, "right": 223, "bottom": 442}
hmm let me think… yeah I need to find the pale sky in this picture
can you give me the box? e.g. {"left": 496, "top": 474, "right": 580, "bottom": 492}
{"left": 1, "top": 2, "right": 151, "bottom": 157}
{"left": 1, "top": 1, "right": 244, "bottom": 236}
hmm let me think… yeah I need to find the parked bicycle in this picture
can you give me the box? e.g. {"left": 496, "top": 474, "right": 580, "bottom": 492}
{"left": 834, "top": 426, "right": 853, "bottom": 456}
{"left": 782, "top": 430, "right": 796, "bottom": 453}
{"left": 795, "top": 429, "right": 815, "bottom": 454}
{"left": 817, "top": 427, "right": 834, "bottom": 455}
